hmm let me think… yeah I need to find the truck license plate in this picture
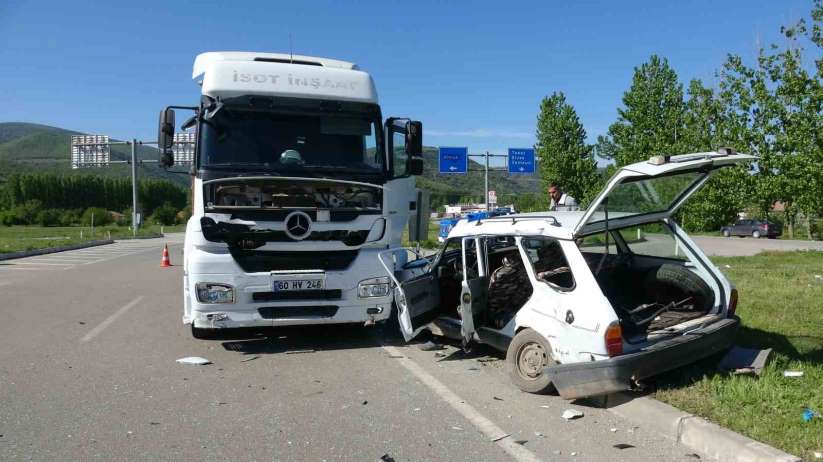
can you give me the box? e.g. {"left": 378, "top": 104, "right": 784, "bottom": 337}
{"left": 272, "top": 278, "right": 324, "bottom": 292}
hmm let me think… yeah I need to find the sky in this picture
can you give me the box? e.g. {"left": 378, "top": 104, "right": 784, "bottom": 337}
{"left": 0, "top": 0, "right": 815, "bottom": 165}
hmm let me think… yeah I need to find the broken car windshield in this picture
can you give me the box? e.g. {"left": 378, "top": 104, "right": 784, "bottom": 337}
{"left": 200, "top": 109, "right": 384, "bottom": 175}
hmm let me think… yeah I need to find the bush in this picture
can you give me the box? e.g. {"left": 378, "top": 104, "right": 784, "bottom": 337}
{"left": 116, "top": 207, "right": 133, "bottom": 226}
{"left": 12, "top": 199, "right": 43, "bottom": 225}
{"left": 149, "top": 202, "right": 178, "bottom": 226}
{"left": 59, "top": 209, "right": 82, "bottom": 226}
{"left": 35, "top": 209, "right": 62, "bottom": 227}
{"left": 81, "top": 207, "right": 112, "bottom": 226}
{"left": 0, "top": 210, "right": 14, "bottom": 226}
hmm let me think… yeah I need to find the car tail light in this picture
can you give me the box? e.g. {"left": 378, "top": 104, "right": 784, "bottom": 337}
{"left": 605, "top": 322, "right": 623, "bottom": 357}
{"left": 728, "top": 288, "right": 738, "bottom": 316}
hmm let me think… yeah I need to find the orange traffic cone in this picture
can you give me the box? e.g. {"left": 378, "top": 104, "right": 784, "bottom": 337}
{"left": 160, "top": 244, "right": 172, "bottom": 267}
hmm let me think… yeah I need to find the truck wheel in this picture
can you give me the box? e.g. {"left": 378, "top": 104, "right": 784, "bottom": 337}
{"left": 752, "top": 230, "right": 761, "bottom": 239}
{"left": 506, "top": 328, "right": 556, "bottom": 394}
{"left": 191, "top": 323, "right": 217, "bottom": 340}
{"left": 722, "top": 229, "right": 730, "bottom": 238}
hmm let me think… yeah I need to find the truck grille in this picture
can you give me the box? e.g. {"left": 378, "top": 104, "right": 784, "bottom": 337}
{"left": 258, "top": 306, "right": 339, "bottom": 319}
{"left": 229, "top": 249, "right": 359, "bottom": 273}
{"left": 252, "top": 289, "right": 342, "bottom": 301}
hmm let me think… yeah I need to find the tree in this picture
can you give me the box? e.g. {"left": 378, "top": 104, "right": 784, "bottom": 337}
{"left": 535, "top": 92, "right": 600, "bottom": 206}
{"left": 597, "top": 55, "right": 687, "bottom": 166}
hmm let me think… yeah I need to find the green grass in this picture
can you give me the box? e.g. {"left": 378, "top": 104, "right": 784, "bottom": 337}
{"left": 654, "top": 251, "right": 823, "bottom": 460}
{"left": 0, "top": 224, "right": 186, "bottom": 254}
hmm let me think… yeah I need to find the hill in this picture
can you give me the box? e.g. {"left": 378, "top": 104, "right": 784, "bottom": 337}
{"left": 0, "top": 122, "right": 190, "bottom": 187}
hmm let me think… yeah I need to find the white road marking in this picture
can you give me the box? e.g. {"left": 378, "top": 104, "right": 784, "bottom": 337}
{"left": 81, "top": 296, "right": 144, "bottom": 343}
{"left": 381, "top": 344, "right": 543, "bottom": 462}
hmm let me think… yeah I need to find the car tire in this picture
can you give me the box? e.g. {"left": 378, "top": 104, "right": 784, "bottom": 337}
{"left": 506, "top": 328, "right": 557, "bottom": 394}
{"left": 752, "top": 230, "right": 761, "bottom": 239}
{"left": 722, "top": 229, "right": 730, "bottom": 238}
{"left": 191, "top": 323, "right": 217, "bottom": 340}
{"left": 644, "top": 264, "right": 715, "bottom": 311}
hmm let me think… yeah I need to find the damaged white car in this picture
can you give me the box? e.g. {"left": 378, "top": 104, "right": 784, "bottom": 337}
{"left": 380, "top": 150, "right": 752, "bottom": 399}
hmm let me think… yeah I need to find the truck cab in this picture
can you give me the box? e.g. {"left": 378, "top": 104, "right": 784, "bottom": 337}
{"left": 158, "top": 52, "right": 423, "bottom": 338}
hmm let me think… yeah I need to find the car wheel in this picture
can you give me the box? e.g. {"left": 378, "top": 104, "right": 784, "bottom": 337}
{"left": 506, "top": 328, "right": 556, "bottom": 394}
{"left": 191, "top": 323, "right": 217, "bottom": 340}
{"left": 752, "top": 230, "right": 761, "bottom": 239}
{"left": 722, "top": 229, "right": 730, "bottom": 238}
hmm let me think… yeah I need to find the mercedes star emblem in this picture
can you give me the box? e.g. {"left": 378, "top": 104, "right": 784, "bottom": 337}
{"left": 284, "top": 211, "right": 313, "bottom": 241}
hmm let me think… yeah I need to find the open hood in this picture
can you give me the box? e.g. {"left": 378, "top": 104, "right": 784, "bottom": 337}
{"left": 574, "top": 151, "right": 755, "bottom": 237}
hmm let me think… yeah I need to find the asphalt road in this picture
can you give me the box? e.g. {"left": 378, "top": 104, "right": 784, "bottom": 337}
{"left": 1, "top": 235, "right": 706, "bottom": 461}
{"left": 691, "top": 235, "right": 823, "bottom": 256}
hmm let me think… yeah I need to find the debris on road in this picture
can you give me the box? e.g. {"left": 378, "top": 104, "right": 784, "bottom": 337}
{"left": 78, "top": 321, "right": 86, "bottom": 325}
{"left": 783, "top": 370, "right": 804, "bottom": 377}
{"left": 434, "top": 352, "right": 447, "bottom": 358}
{"left": 387, "top": 354, "right": 404, "bottom": 358}
{"left": 176, "top": 356, "right": 211, "bottom": 365}
{"left": 490, "top": 433, "right": 510, "bottom": 442}
{"left": 562, "top": 409, "right": 584, "bottom": 420}
{"left": 493, "top": 396, "right": 504, "bottom": 401}
{"left": 451, "top": 426, "right": 463, "bottom": 431}
{"left": 684, "top": 453, "right": 701, "bottom": 459}
{"left": 533, "top": 431, "right": 544, "bottom": 438}
{"left": 418, "top": 340, "right": 445, "bottom": 351}
{"left": 362, "top": 400, "right": 368, "bottom": 406}
{"left": 514, "top": 440, "right": 528, "bottom": 445}
{"left": 540, "top": 405, "right": 550, "bottom": 409}
{"left": 149, "top": 422, "right": 160, "bottom": 426}
{"left": 613, "top": 443, "right": 635, "bottom": 449}
{"left": 552, "top": 450, "right": 562, "bottom": 455}
{"left": 379, "top": 454, "right": 396, "bottom": 462}
{"left": 240, "top": 355, "right": 259, "bottom": 362}
{"left": 718, "top": 346, "right": 772, "bottom": 375}
{"left": 285, "top": 349, "right": 315, "bottom": 355}
{"left": 570, "top": 451, "right": 578, "bottom": 456}
{"left": 476, "top": 357, "right": 498, "bottom": 363}
{"left": 413, "top": 407, "right": 421, "bottom": 412}
{"left": 610, "top": 428, "right": 618, "bottom": 432}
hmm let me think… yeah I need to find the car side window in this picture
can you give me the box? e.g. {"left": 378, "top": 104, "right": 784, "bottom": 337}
{"left": 621, "top": 223, "right": 688, "bottom": 261}
{"left": 521, "top": 237, "right": 575, "bottom": 290}
{"left": 392, "top": 131, "right": 408, "bottom": 177}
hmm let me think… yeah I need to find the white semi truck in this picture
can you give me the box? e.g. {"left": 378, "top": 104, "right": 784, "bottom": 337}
{"left": 157, "top": 52, "right": 423, "bottom": 338}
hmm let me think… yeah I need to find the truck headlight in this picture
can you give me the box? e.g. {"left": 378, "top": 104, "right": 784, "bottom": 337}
{"left": 357, "top": 277, "right": 390, "bottom": 298}
{"left": 196, "top": 283, "right": 235, "bottom": 304}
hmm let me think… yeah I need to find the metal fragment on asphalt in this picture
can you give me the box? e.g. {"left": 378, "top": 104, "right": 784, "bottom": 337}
{"left": 418, "top": 340, "right": 445, "bottom": 351}
{"left": 176, "top": 356, "right": 211, "bottom": 365}
{"left": 562, "top": 409, "right": 584, "bottom": 420}
{"left": 451, "top": 426, "right": 463, "bottom": 431}
{"left": 490, "top": 433, "right": 510, "bottom": 442}
{"left": 613, "top": 443, "right": 635, "bottom": 449}
{"left": 240, "top": 355, "right": 259, "bottom": 362}
{"left": 286, "top": 349, "right": 315, "bottom": 354}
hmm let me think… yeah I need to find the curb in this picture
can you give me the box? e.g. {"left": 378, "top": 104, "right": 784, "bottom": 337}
{"left": 604, "top": 392, "right": 801, "bottom": 462}
{"left": 0, "top": 239, "right": 114, "bottom": 261}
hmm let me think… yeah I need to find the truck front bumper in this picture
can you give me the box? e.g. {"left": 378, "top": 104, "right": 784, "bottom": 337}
{"left": 546, "top": 316, "right": 739, "bottom": 399}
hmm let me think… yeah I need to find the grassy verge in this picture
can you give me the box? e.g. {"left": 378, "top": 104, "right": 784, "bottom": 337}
{"left": 0, "top": 224, "right": 186, "bottom": 254}
{"left": 654, "top": 251, "right": 823, "bottom": 460}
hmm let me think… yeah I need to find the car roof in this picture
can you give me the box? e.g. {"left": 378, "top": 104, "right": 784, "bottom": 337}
{"left": 447, "top": 211, "right": 585, "bottom": 240}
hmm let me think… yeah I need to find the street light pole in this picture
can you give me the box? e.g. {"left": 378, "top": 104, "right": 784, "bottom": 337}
{"left": 484, "top": 151, "right": 490, "bottom": 212}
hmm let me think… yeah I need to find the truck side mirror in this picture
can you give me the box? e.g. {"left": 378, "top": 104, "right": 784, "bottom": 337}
{"left": 405, "top": 120, "right": 422, "bottom": 157}
{"left": 158, "top": 108, "right": 176, "bottom": 150}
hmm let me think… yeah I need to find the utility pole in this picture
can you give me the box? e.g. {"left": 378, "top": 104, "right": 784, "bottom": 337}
{"left": 131, "top": 139, "right": 139, "bottom": 237}
{"left": 484, "top": 151, "right": 490, "bottom": 212}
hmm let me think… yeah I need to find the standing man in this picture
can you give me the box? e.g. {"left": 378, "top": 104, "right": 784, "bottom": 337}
{"left": 548, "top": 183, "right": 579, "bottom": 211}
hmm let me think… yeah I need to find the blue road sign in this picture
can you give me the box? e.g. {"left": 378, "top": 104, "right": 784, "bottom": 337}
{"left": 508, "top": 148, "right": 535, "bottom": 174}
{"left": 438, "top": 147, "right": 468, "bottom": 174}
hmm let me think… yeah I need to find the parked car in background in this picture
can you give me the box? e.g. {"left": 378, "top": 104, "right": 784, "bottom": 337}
{"left": 721, "top": 219, "right": 782, "bottom": 239}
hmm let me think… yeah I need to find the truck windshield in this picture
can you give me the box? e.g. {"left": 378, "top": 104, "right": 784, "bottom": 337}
{"left": 200, "top": 108, "right": 384, "bottom": 175}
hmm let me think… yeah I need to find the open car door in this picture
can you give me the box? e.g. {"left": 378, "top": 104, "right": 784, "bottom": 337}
{"left": 379, "top": 249, "right": 440, "bottom": 342}
{"left": 574, "top": 151, "right": 755, "bottom": 237}
{"left": 459, "top": 237, "right": 487, "bottom": 346}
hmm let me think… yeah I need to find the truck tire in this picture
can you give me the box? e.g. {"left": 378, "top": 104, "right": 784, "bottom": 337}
{"left": 644, "top": 264, "right": 714, "bottom": 311}
{"left": 506, "top": 328, "right": 557, "bottom": 394}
